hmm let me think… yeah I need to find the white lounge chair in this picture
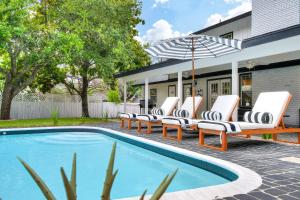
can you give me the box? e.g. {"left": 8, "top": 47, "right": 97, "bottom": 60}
{"left": 198, "top": 91, "right": 300, "bottom": 151}
{"left": 136, "top": 97, "right": 179, "bottom": 134}
{"left": 162, "top": 95, "right": 239, "bottom": 142}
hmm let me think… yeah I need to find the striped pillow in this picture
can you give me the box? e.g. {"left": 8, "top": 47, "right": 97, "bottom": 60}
{"left": 151, "top": 108, "right": 164, "bottom": 115}
{"left": 244, "top": 111, "right": 273, "bottom": 124}
{"left": 201, "top": 111, "right": 222, "bottom": 121}
{"left": 172, "top": 109, "right": 189, "bottom": 118}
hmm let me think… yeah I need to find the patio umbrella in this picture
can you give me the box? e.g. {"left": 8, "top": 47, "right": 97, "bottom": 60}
{"left": 146, "top": 34, "right": 242, "bottom": 118}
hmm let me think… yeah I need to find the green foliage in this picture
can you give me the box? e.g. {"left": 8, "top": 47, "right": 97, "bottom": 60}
{"left": 262, "top": 134, "right": 272, "bottom": 140}
{"left": 51, "top": 109, "right": 60, "bottom": 126}
{"left": 19, "top": 143, "right": 177, "bottom": 200}
{"left": 107, "top": 90, "right": 121, "bottom": 104}
{"left": 0, "top": 0, "right": 82, "bottom": 119}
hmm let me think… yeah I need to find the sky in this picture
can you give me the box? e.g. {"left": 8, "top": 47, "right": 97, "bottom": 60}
{"left": 135, "top": 0, "right": 252, "bottom": 44}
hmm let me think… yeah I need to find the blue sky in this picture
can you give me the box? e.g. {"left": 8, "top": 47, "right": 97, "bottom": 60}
{"left": 136, "top": 0, "right": 251, "bottom": 44}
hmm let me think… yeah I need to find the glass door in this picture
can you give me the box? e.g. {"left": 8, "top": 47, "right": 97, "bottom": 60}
{"left": 207, "top": 78, "right": 231, "bottom": 109}
{"left": 183, "top": 83, "right": 192, "bottom": 101}
{"left": 208, "top": 80, "right": 219, "bottom": 109}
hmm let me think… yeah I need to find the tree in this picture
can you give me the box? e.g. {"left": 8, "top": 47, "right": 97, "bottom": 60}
{"left": 0, "top": 0, "right": 80, "bottom": 119}
{"left": 53, "top": 0, "right": 150, "bottom": 117}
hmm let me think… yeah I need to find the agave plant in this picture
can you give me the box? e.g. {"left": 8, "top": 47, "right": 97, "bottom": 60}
{"left": 18, "top": 142, "right": 177, "bottom": 200}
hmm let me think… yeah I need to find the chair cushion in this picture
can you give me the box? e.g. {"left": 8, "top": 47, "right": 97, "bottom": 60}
{"left": 244, "top": 111, "right": 273, "bottom": 124}
{"left": 252, "top": 91, "right": 291, "bottom": 127}
{"left": 201, "top": 111, "right": 222, "bottom": 121}
{"left": 211, "top": 95, "right": 239, "bottom": 121}
{"left": 198, "top": 121, "right": 274, "bottom": 133}
{"left": 160, "top": 97, "right": 180, "bottom": 115}
{"left": 180, "top": 96, "right": 202, "bottom": 118}
{"left": 198, "top": 120, "right": 241, "bottom": 133}
{"left": 137, "top": 114, "right": 163, "bottom": 122}
{"left": 162, "top": 117, "right": 193, "bottom": 127}
{"left": 119, "top": 113, "right": 137, "bottom": 119}
{"left": 151, "top": 108, "right": 164, "bottom": 115}
{"left": 173, "top": 109, "right": 189, "bottom": 118}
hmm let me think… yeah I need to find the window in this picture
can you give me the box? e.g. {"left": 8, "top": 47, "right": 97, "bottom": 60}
{"left": 220, "top": 32, "right": 233, "bottom": 39}
{"left": 240, "top": 73, "right": 252, "bottom": 107}
{"left": 150, "top": 89, "right": 157, "bottom": 105}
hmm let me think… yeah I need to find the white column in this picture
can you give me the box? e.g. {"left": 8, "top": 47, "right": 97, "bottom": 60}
{"left": 123, "top": 80, "right": 127, "bottom": 113}
{"left": 144, "top": 78, "right": 149, "bottom": 114}
{"left": 177, "top": 71, "right": 183, "bottom": 107}
{"left": 232, "top": 61, "right": 239, "bottom": 120}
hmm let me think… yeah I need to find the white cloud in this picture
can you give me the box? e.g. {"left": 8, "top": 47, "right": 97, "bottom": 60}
{"left": 205, "top": 0, "right": 251, "bottom": 27}
{"left": 153, "top": 0, "right": 169, "bottom": 8}
{"left": 136, "top": 19, "right": 191, "bottom": 45}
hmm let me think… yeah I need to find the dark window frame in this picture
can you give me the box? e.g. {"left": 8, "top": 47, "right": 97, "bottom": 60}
{"left": 168, "top": 85, "right": 177, "bottom": 97}
{"left": 239, "top": 73, "right": 252, "bottom": 108}
{"left": 220, "top": 32, "right": 234, "bottom": 39}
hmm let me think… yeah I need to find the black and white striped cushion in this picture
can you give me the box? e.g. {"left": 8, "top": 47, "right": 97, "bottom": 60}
{"left": 172, "top": 109, "right": 189, "bottom": 118}
{"left": 151, "top": 108, "right": 164, "bottom": 115}
{"left": 244, "top": 111, "right": 273, "bottom": 124}
{"left": 201, "top": 111, "right": 222, "bottom": 121}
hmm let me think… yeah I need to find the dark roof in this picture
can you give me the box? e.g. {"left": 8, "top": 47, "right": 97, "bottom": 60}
{"left": 193, "top": 11, "right": 252, "bottom": 35}
{"left": 242, "top": 23, "right": 300, "bottom": 48}
{"left": 114, "top": 59, "right": 188, "bottom": 78}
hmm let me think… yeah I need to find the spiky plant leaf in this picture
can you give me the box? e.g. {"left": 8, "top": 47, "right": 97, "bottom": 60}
{"left": 101, "top": 142, "right": 118, "bottom": 200}
{"left": 18, "top": 157, "right": 56, "bottom": 200}
{"left": 150, "top": 169, "right": 178, "bottom": 200}
{"left": 70, "top": 153, "right": 77, "bottom": 196}
{"left": 61, "top": 167, "right": 76, "bottom": 200}
{"left": 139, "top": 190, "right": 147, "bottom": 200}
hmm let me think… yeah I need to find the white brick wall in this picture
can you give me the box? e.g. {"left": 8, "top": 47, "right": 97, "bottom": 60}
{"left": 252, "top": 0, "right": 300, "bottom": 36}
{"left": 252, "top": 66, "right": 300, "bottom": 126}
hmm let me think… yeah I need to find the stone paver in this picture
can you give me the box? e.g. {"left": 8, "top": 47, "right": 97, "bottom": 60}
{"left": 91, "top": 122, "right": 300, "bottom": 200}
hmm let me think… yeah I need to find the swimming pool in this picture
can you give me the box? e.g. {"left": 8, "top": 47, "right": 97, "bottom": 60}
{"left": 0, "top": 127, "right": 261, "bottom": 199}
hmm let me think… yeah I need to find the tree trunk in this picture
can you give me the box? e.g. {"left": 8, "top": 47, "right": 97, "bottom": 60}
{"left": 0, "top": 80, "right": 14, "bottom": 120}
{"left": 81, "top": 73, "right": 90, "bottom": 118}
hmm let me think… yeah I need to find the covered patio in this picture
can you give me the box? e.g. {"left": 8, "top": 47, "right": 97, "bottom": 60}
{"left": 117, "top": 30, "right": 300, "bottom": 126}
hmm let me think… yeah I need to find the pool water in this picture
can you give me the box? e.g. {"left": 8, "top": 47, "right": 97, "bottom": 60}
{"left": 0, "top": 131, "right": 230, "bottom": 199}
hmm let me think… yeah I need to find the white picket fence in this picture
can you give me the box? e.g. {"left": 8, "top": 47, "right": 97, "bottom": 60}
{"left": 0, "top": 93, "right": 140, "bottom": 119}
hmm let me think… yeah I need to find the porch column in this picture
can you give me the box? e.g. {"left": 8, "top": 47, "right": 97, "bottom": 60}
{"left": 144, "top": 77, "right": 149, "bottom": 114}
{"left": 123, "top": 80, "right": 127, "bottom": 113}
{"left": 177, "top": 71, "right": 183, "bottom": 107}
{"left": 232, "top": 61, "right": 239, "bottom": 120}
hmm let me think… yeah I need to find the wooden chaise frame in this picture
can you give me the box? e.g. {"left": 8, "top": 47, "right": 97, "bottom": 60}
{"left": 137, "top": 119, "right": 162, "bottom": 134}
{"left": 120, "top": 117, "right": 137, "bottom": 129}
{"left": 162, "top": 100, "right": 204, "bottom": 142}
{"left": 199, "top": 95, "right": 300, "bottom": 151}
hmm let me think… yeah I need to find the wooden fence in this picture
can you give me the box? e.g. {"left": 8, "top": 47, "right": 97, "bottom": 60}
{"left": 0, "top": 93, "right": 139, "bottom": 119}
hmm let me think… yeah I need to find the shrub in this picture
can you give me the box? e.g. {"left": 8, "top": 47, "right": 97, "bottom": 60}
{"left": 51, "top": 109, "right": 60, "bottom": 126}
{"left": 107, "top": 90, "right": 121, "bottom": 104}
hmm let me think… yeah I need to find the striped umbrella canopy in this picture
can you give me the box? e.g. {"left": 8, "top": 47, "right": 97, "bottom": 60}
{"left": 146, "top": 34, "right": 242, "bottom": 118}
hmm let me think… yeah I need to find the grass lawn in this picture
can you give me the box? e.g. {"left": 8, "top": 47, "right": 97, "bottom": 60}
{"left": 0, "top": 118, "right": 115, "bottom": 128}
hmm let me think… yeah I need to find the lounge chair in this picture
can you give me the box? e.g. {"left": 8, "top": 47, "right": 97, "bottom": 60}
{"left": 119, "top": 112, "right": 139, "bottom": 129}
{"left": 198, "top": 91, "right": 300, "bottom": 151}
{"left": 136, "top": 97, "right": 180, "bottom": 134}
{"left": 162, "top": 95, "right": 239, "bottom": 142}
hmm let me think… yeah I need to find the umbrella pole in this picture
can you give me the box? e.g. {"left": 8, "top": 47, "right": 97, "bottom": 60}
{"left": 192, "top": 38, "right": 196, "bottom": 119}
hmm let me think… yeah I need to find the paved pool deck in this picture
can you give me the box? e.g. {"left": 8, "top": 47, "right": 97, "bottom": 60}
{"left": 92, "top": 122, "right": 300, "bottom": 200}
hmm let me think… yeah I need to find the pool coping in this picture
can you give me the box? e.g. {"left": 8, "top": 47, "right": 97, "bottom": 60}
{"left": 0, "top": 126, "right": 262, "bottom": 200}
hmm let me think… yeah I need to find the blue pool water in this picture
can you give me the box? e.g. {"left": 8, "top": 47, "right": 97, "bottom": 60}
{"left": 0, "top": 131, "right": 232, "bottom": 199}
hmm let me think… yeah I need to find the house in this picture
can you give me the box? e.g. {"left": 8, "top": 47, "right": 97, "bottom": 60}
{"left": 115, "top": 0, "right": 300, "bottom": 127}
